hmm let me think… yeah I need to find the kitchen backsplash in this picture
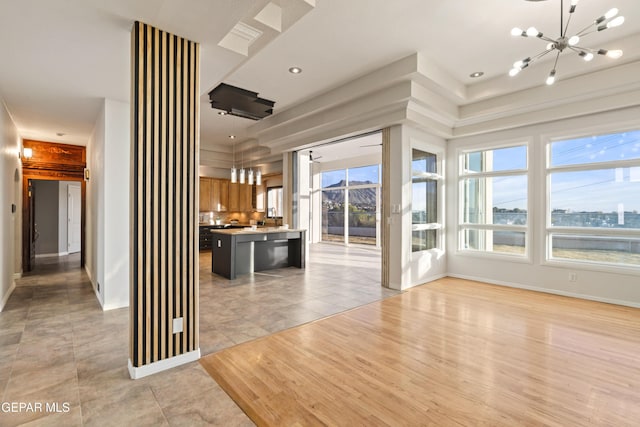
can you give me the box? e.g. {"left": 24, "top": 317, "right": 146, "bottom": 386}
{"left": 199, "top": 211, "right": 266, "bottom": 224}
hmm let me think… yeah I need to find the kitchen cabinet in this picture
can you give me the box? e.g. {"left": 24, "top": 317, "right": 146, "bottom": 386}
{"left": 229, "top": 182, "right": 240, "bottom": 211}
{"left": 199, "top": 177, "right": 212, "bottom": 212}
{"left": 229, "top": 182, "right": 253, "bottom": 212}
{"left": 211, "top": 179, "right": 229, "bottom": 211}
{"left": 199, "top": 177, "right": 229, "bottom": 212}
{"left": 255, "top": 183, "right": 265, "bottom": 212}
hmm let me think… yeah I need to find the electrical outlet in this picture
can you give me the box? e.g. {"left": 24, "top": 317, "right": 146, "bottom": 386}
{"left": 217, "top": 240, "right": 221, "bottom": 248}
{"left": 569, "top": 272, "right": 577, "bottom": 282}
{"left": 173, "top": 317, "right": 183, "bottom": 334}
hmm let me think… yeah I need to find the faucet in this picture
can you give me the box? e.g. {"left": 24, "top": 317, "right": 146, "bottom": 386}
{"left": 270, "top": 208, "right": 280, "bottom": 226}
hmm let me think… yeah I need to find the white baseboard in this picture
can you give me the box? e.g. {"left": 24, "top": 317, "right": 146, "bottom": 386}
{"left": 128, "top": 349, "right": 201, "bottom": 379}
{"left": 0, "top": 281, "right": 16, "bottom": 312}
{"left": 447, "top": 273, "right": 640, "bottom": 309}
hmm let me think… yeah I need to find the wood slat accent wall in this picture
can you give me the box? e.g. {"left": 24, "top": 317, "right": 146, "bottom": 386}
{"left": 130, "top": 21, "right": 200, "bottom": 368}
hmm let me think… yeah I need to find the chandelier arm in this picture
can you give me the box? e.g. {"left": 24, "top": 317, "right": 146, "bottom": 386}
{"left": 537, "top": 34, "right": 556, "bottom": 44}
{"left": 577, "top": 28, "right": 600, "bottom": 38}
{"left": 575, "top": 22, "right": 597, "bottom": 37}
{"left": 562, "top": 12, "right": 574, "bottom": 38}
{"left": 552, "top": 51, "right": 561, "bottom": 71}
{"left": 532, "top": 48, "right": 555, "bottom": 62}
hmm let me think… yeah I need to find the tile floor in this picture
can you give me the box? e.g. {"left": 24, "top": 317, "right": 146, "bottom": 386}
{"left": 0, "top": 244, "right": 398, "bottom": 426}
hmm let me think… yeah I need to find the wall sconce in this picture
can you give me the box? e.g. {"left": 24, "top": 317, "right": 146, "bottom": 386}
{"left": 22, "top": 147, "right": 33, "bottom": 159}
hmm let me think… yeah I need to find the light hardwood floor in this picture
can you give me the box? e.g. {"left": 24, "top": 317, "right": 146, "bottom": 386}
{"left": 0, "top": 244, "right": 394, "bottom": 426}
{"left": 201, "top": 277, "right": 640, "bottom": 426}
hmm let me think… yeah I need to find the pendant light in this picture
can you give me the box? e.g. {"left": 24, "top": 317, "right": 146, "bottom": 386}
{"left": 239, "top": 147, "right": 245, "bottom": 184}
{"left": 247, "top": 144, "right": 254, "bottom": 185}
{"left": 230, "top": 135, "right": 237, "bottom": 183}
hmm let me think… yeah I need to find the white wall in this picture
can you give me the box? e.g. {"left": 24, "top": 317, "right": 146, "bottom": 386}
{"left": 103, "top": 99, "right": 130, "bottom": 309}
{"left": 446, "top": 106, "right": 640, "bottom": 307}
{"left": 86, "top": 100, "right": 105, "bottom": 305}
{"left": 0, "top": 98, "right": 20, "bottom": 311}
{"left": 86, "top": 98, "right": 130, "bottom": 310}
{"left": 387, "top": 124, "right": 447, "bottom": 290}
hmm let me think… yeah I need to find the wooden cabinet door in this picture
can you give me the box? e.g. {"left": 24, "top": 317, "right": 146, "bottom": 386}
{"left": 211, "top": 179, "right": 221, "bottom": 211}
{"left": 219, "top": 180, "right": 229, "bottom": 211}
{"left": 255, "top": 183, "right": 265, "bottom": 212}
{"left": 199, "top": 177, "right": 212, "bottom": 212}
{"left": 244, "top": 184, "right": 253, "bottom": 211}
{"left": 229, "top": 182, "right": 240, "bottom": 211}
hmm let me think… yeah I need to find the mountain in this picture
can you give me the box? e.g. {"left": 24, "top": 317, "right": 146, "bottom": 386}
{"left": 322, "top": 180, "right": 376, "bottom": 207}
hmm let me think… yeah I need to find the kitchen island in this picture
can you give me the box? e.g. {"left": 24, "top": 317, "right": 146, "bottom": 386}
{"left": 210, "top": 227, "right": 306, "bottom": 279}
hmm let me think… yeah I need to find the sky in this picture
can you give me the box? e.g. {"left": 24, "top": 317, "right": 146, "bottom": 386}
{"left": 319, "top": 130, "right": 640, "bottom": 214}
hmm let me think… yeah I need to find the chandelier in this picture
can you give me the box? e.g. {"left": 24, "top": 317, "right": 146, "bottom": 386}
{"left": 509, "top": 0, "right": 624, "bottom": 85}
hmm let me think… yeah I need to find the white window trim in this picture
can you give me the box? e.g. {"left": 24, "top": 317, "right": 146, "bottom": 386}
{"left": 457, "top": 141, "right": 531, "bottom": 259}
{"left": 543, "top": 129, "right": 640, "bottom": 273}
{"left": 411, "top": 147, "right": 444, "bottom": 254}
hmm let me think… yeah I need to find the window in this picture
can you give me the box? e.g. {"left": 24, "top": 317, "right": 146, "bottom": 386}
{"left": 459, "top": 145, "right": 528, "bottom": 255}
{"left": 547, "top": 130, "right": 640, "bottom": 267}
{"left": 320, "top": 165, "right": 380, "bottom": 246}
{"left": 266, "top": 187, "right": 283, "bottom": 218}
{"left": 412, "top": 149, "right": 441, "bottom": 252}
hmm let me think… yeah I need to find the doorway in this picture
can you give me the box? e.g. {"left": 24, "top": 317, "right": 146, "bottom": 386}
{"left": 305, "top": 132, "right": 382, "bottom": 248}
{"left": 30, "top": 180, "right": 81, "bottom": 261}
{"left": 21, "top": 140, "right": 86, "bottom": 272}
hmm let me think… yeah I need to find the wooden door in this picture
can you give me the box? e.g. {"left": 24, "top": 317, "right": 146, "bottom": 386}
{"left": 244, "top": 184, "right": 253, "bottom": 211}
{"left": 229, "top": 182, "right": 240, "bottom": 211}
{"left": 28, "top": 180, "right": 36, "bottom": 269}
{"left": 219, "top": 180, "right": 229, "bottom": 211}
{"left": 211, "top": 179, "right": 221, "bottom": 211}
{"left": 199, "top": 177, "right": 212, "bottom": 212}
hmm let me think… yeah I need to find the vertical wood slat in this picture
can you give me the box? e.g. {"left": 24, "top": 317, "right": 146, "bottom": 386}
{"left": 167, "top": 32, "right": 174, "bottom": 359}
{"left": 152, "top": 26, "right": 160, "bottom": 363}
{"left": 130, "top": 22, "right": 200, "bottom": 368}
{"left": 192, "top": 40, "right": 200, "bottom": 351}
{"left": 182, "top": 37, "right": 188, "bottom": 354}
{"left": 174, "top": 36, "right": 182, "bottom": 355}
{"left": 160, "top": 30, "right": 167, "bottom": 361}
{"left": 144, "top": 22, "right": 152, "bottom": 366}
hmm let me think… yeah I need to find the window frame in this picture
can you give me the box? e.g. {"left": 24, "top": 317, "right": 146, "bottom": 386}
{"left": 319, "top": 164, "right": 382, "bottom": 246}
{"left": 266, "top": 186, "right": 283, "bottom": 218}
{"left": 544, "top": 130, "right": 640, "bottom": 272}
{"left": 457, "top": 141, "right": 531, "bottom": 260}
{"left": 411, "top": 149, "right": 443, "bottom": 253}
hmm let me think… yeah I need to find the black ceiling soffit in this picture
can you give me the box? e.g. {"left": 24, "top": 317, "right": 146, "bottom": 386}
{"left": 208, "top": 83, "right": 275, "bottom": 120}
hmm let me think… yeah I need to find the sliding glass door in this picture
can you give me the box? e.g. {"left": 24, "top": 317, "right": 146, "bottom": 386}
{"left": 321, "top": 165, "right": 380, "bottom": 246}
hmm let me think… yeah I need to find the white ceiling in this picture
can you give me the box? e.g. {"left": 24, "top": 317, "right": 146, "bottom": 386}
{"left": 1, "top": 0, "right": 639, "bottom": 160}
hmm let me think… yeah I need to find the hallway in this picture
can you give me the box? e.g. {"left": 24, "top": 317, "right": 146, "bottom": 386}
{"left": 0, "top": 245, "right": 397, "bottom": 425}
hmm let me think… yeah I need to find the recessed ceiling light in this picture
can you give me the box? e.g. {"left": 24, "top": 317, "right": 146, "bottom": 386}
{"left": 229, "top": 135, "right": 236, "bottom": 139}
{"left": 218, "top": 111, "right": 227, "bottom": 115}
{"left": 56, "top": 132, "right": 65, "bottom": 136}
{"left": 288, "top": 67, "right": 302, "bottom": 74}
{"left": 469, "top": 72, "right": 484, "bottom": 78}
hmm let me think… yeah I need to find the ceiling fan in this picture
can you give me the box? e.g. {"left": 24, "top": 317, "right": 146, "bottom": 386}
{"left": 309, "top": 151, "right": 323, "bottom": 162}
